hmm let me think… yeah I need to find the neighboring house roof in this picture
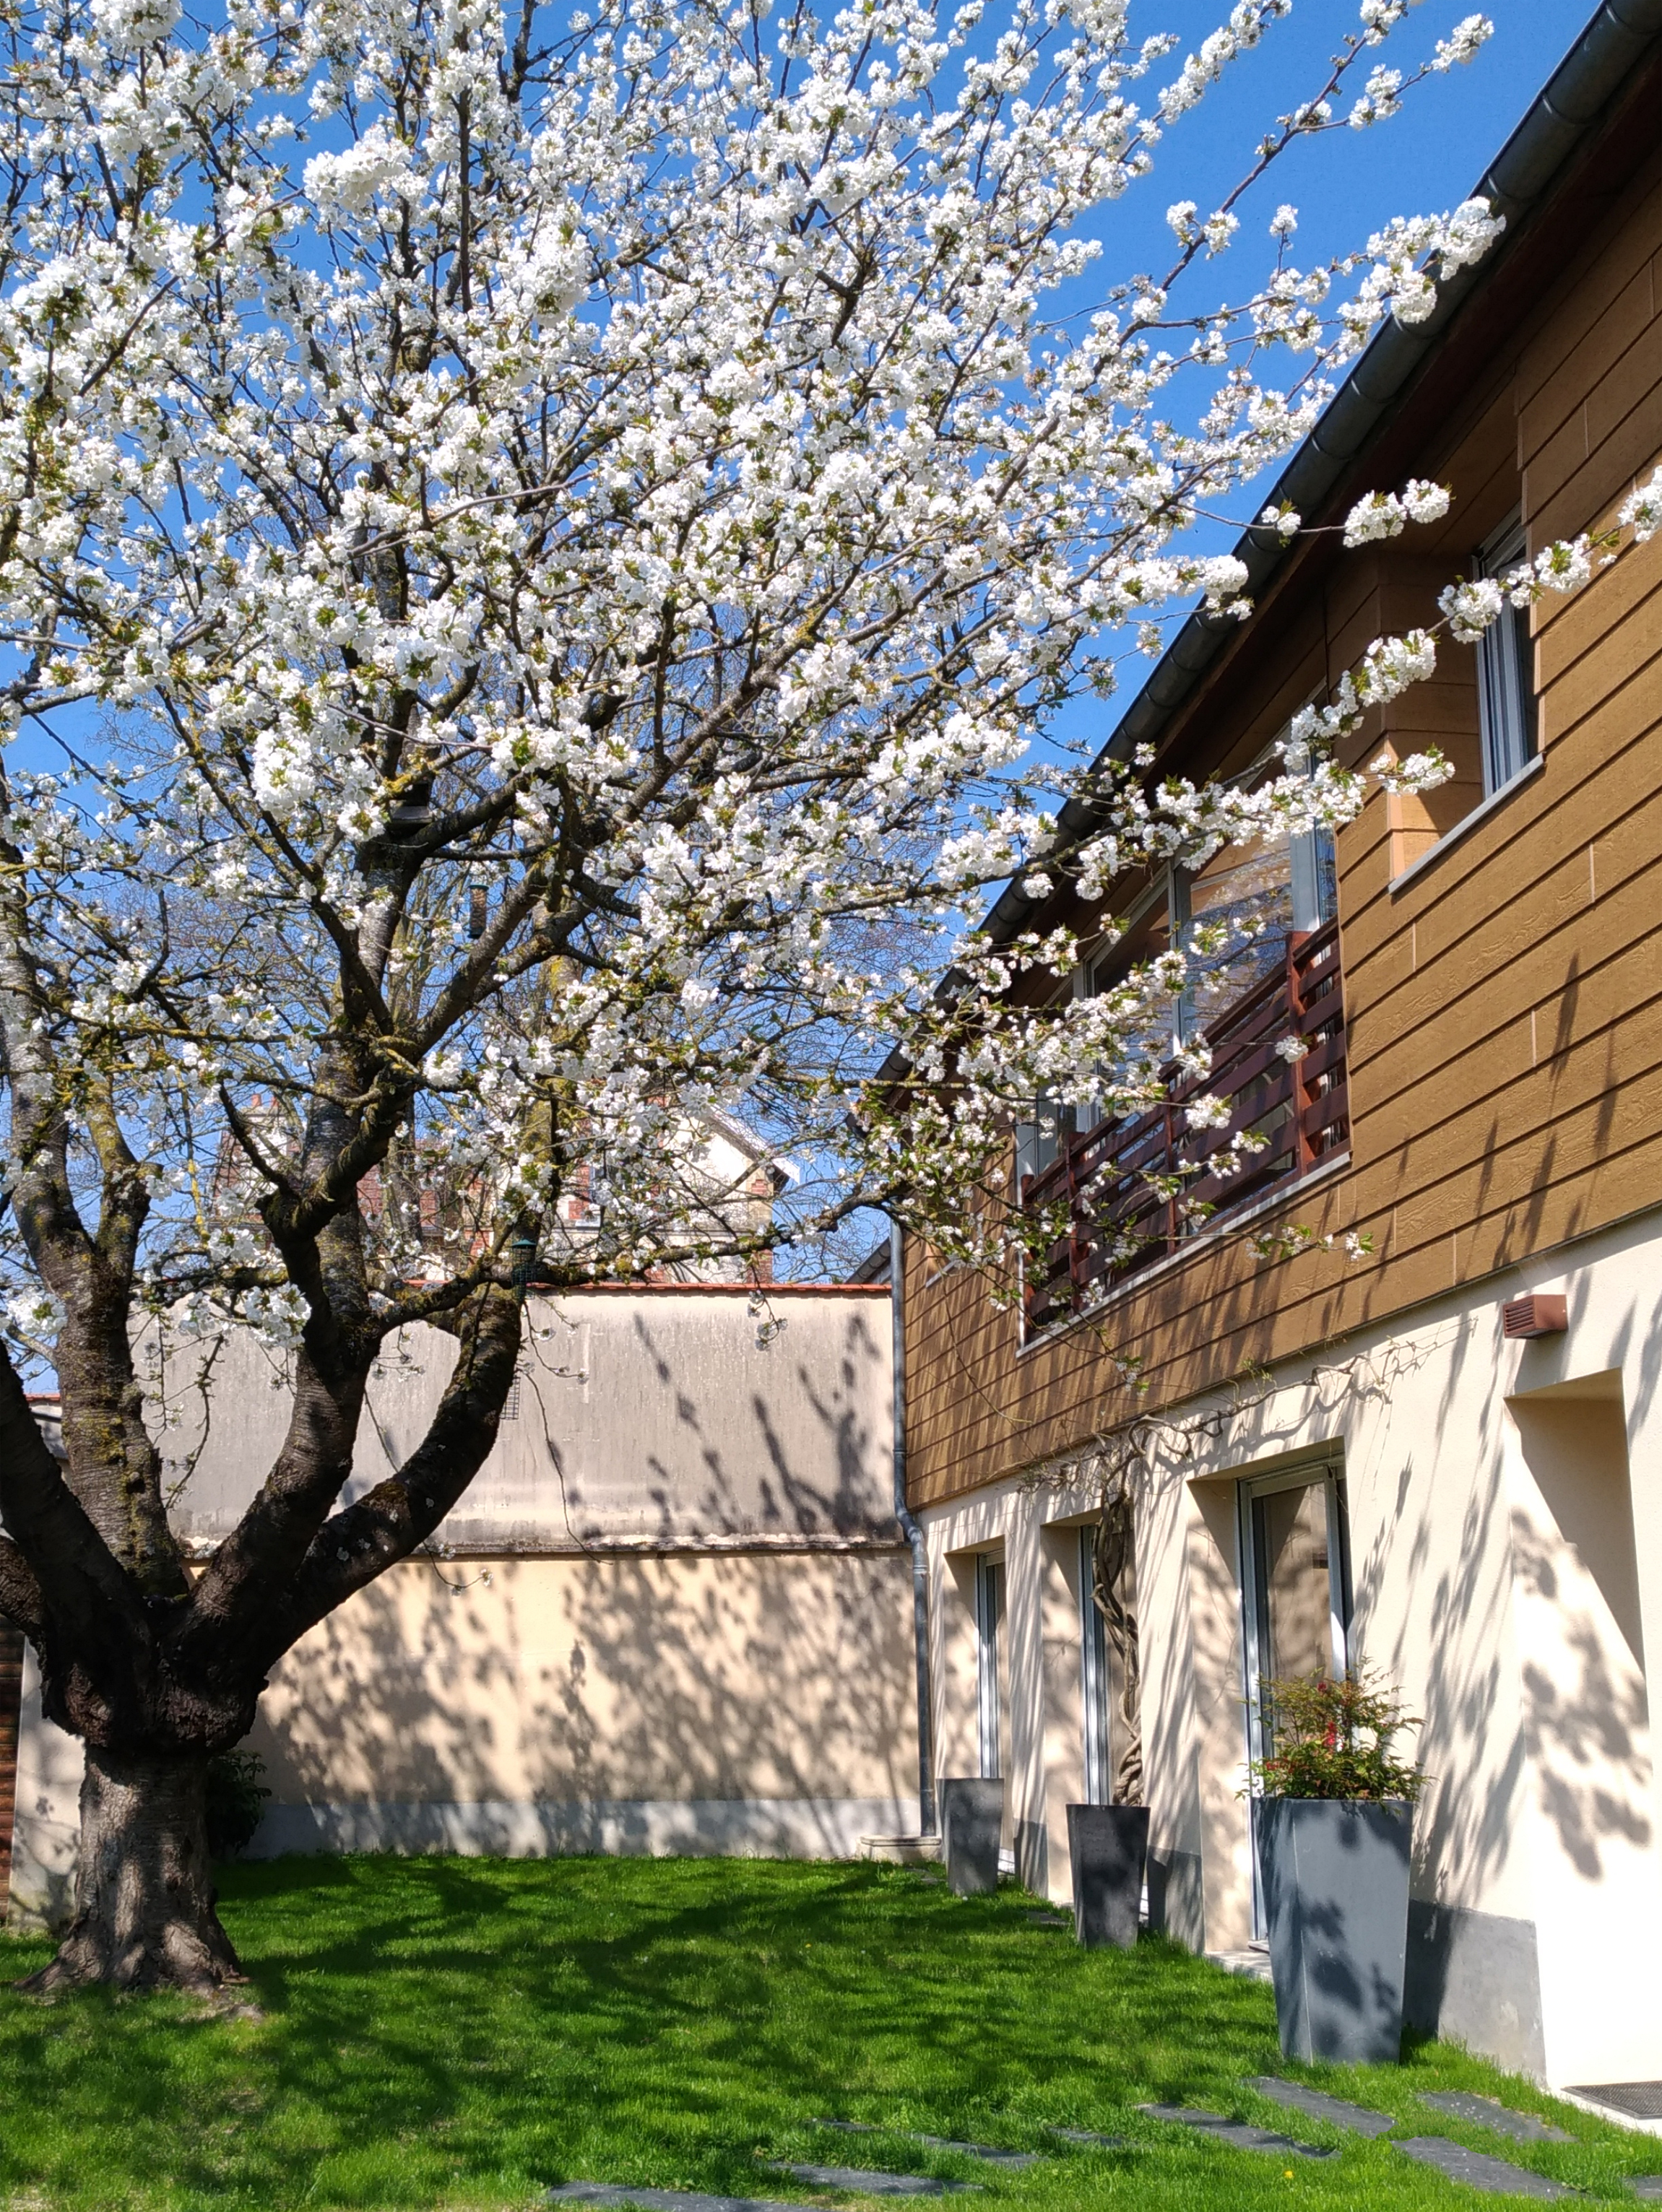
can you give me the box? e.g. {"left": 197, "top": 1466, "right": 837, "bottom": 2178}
{"left": 846, "top": 1239, "right": 893, "bottom": 1285}
{"left": 698, "top": 1104, "right": 795, "bottom": 1194}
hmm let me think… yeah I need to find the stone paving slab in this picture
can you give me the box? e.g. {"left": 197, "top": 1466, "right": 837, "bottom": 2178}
{"left": 1628, "top": 2180, "right": 1662, "bottom": 2200}
{"left": 813, "top": 2121, "right": 1036, "bottom": 2168}
{"left": 1247, "top": 2077, "right": 1397, "bottom": 2138}
{"left": 548, "top": 2189, "right": 813, "bottom": 2212}
{"left": 1138, "top": 2104, "right": 1336, "bottom": 2159}
{"left": 1392, "top": 2138, "right": 1576, "bottom": 2197}
{"left": 766, "top": 2164, "right": 974, "bottom": 2195}
{"left": 1421, "top": 2093, "right": 1575, "bottom": 2143}
{"left": 1045, "top": 2128, "right": 1127, "bottom": 2149}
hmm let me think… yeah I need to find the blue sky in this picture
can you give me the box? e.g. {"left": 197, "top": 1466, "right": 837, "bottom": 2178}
{"left": 1095, "top": 0, "right": 1595, "bottom": 282}
{"left": 1038, "top": 0, "right": 1597, "bottom": 755}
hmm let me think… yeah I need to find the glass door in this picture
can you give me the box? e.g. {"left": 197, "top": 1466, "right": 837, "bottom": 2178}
{"left": 1079, "top": 1527, "right": 1111, "bottom": 1805}
{"left": 976, "top": 1554, "right": 1006, "bottom": 1781}
{"left": 1240, "top": 1462, "right": 1351, "bottom": 1934}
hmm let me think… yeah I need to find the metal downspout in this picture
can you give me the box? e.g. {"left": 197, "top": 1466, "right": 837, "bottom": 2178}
{"left": 890, "top": 1218, "right": 937, "bottom": 1835}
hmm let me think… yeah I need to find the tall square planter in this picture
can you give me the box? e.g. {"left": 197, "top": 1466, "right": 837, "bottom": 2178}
{"left": 940, "top": 1777, "right": 1003, "bottom": 1896}
{"left": 1067, "top": 1804, "right": 1148, "bottom": 1948}
{"left": 1254, "top": 1797, "right": 1414, "bottom": 2064}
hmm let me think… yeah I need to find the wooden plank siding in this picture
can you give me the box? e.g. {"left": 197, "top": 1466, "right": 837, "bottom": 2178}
{"left": 0, "top": 1624, "right": 22, "bottom": 1915}
{"left": 906, "top": 113, "right": 1662, "bottom": 1511}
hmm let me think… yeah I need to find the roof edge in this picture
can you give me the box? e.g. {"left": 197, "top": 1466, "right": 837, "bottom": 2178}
{"left": 973, "top": 0, "right": 1662, "bottom": 950}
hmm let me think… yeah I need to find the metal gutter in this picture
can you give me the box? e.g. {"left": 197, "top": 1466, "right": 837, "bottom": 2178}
{"left": 969, "top": 0, "right": 1662, "bottom": 952}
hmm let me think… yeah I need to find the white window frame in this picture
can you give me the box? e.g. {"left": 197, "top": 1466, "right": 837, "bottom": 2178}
{"left": 1475, "top": 511, "right": 1538, "bottom": 798}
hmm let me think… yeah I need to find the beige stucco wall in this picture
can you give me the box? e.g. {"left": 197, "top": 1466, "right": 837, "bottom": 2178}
{"left": 918, "top": 1202, "right": 1662, "bottom": 2087}
{"left": 9, "top": 1285, "right": 920, "bottom": 1925}
{"left": 7, "top": 1641, "right": 83, "bottom": 1933}
{"left": 248, "top": 1546, "right": 919, "bottom": 1858}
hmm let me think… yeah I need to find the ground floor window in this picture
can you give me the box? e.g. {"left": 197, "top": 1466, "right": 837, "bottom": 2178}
{"left": 1239, "top": 1460, "right": 1352, "bottom": 1935}
{"left": 1079, "top": 1527, "right": 1111, "bottom": 1805}
{"left": 975, "top": 1553, "right": 1006, "bottom": 1781}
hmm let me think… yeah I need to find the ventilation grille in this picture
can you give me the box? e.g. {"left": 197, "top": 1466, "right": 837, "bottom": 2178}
{"left": 1502, "top": 1293, "right": 1567, "bottom": 1340}
{"left": 1567, "top": 2083, "right": 1662, "bottom": 2121}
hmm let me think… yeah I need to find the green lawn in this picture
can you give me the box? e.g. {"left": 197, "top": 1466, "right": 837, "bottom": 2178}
{"left": 0, "top": 1855, "right": 1654, "bottom": 2210}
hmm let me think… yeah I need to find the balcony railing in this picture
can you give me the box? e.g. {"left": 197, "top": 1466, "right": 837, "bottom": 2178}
{"left": 1021, "top": 919, "right": 1349, "bottom": 1332}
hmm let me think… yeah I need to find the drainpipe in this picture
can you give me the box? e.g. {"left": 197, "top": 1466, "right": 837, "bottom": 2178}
{"left": 890, "top": 1218, "right": 937, "bottom": 1836}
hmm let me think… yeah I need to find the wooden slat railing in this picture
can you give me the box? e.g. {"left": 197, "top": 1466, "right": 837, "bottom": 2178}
{"left": 1021, "top": 921, "right": 1349, "bottom": 1331}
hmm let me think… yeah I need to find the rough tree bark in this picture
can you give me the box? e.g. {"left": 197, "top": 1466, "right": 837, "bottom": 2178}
{"left": 1092, "top": 1491, "right": 1143, "bottom": 1807}
{"left": 25, "top": 1749, "right": 240, "bottom": 1995}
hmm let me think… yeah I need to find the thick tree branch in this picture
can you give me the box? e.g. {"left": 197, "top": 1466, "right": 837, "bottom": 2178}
{"left": 0, "top": 1339, "right": 146, "bottom": 1663}
{"left": 173, "top": 1334, "right": 372, "bottom": 1673}
{"left": 251, "top": 1284, "right": 521, "bottom": 1668}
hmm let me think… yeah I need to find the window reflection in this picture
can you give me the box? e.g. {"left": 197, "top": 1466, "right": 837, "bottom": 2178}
{"left": 1476, "top": 513, "right": 1538, "bottom": 795}
{"left": 1015, "top": 1097, "right": 1075, "bottom": 1185}
{"left": 1187, "top": 834, "right": 1293, "bottom": 1029}
{"left": 1088, "top": 889, "right": 1177, "bottom": 1067}
{"left": 1016, "top": 799, "right": 1336, "bottom": 1184}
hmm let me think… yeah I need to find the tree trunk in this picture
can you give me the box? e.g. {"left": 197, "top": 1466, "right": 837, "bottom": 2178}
{"left": 20, "top": 1746, "right": 245, "bottom": 1995}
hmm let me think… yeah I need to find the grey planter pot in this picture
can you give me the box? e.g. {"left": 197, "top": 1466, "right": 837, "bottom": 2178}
{"left": 1067, "top": 1804, "right": 1148, "bottom": 1948}
{"left": 1254, "top": 1797, "right": 1414, "bottom": 2064}
{"left": 940, "top": 1777, "right": 1003, "bottom": 1896}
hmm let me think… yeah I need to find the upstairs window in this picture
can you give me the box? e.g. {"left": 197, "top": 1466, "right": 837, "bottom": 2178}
{"left": 1014, "top": 1097, "right": 1074, "bottom": 1186}
{"left": 1014, "top": 791, "right": 1337, "bottom": 1191}
{"left": 1385, "top": 500, "right": 1543, "bottom": 880}
{"left": 1475, "top": 512, "right": 1538, "bottom": 796}
{"left": 1185, "top": 817, "right": 1336, "bottom": 1034}
{"left": 1086, "top": 802, "right": 1335, "bottom": 1051}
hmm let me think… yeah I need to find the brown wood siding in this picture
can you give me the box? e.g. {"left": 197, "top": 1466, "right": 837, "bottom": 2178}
{"left": 906, "top": 124, "right": 1662, "bottom": 1511}
{"left": 0, "top": 1626, "right": 22, "bottom": 1915}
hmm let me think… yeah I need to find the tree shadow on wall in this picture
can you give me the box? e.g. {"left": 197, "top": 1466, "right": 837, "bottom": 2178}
{"left": 248, "top": 1547, "right": 919, "bottom": 1860}
{"left": 555, "top": 1305, "right": 891, "bottom": 1546}
{"left": 542, "top": 1548, "right": 919, "bottom": 1844}
{"left": 1343, "top": 1328, "right": 1654, "bottom": 2042}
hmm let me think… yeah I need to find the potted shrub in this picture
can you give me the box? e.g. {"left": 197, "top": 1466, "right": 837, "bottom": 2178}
{"left": 1250, "top": 1670, "right": 1427, "bottom": 2064}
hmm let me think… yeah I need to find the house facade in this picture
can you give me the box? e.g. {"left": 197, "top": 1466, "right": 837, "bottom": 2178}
{"left": 901, "top": 6, "right": 1662, "bottom": 2090}
{"left": 8, "top": 1282, "right": 922, "bottom": 1927}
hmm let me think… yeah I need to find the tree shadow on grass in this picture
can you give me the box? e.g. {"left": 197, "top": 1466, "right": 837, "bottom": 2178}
{"left": 0, "top": 1858, "right": 1293, "bottom": 2210}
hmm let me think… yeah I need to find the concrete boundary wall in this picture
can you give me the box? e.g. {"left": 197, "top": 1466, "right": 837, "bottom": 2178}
{"left": 8, "top": 1644, "right": 82, "bottom": 1934}
{"left": 7, "top": 1284, "right": 919, "bottom": 1930}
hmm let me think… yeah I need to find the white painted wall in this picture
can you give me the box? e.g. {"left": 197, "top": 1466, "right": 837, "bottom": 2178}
{"left": 8, "top": 1643, "right": 82, "bottom": 1933}
{"left": 916, "top": 1204, "right": 1662, "bottom": 2085}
